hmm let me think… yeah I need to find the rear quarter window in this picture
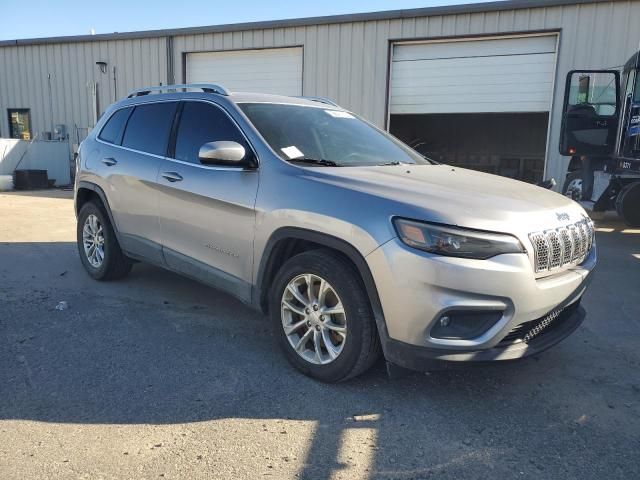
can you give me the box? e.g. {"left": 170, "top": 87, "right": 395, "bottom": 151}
{"left": 122, "top": 102, "right": 178, "bottom": 156}
{"left": 98, "top": 107, "right": 132, "bottom": 145}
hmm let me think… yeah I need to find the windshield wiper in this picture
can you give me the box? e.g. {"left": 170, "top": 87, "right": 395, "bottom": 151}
{"left": 377, "top": 161, "right": 402, "bottom": 166}
{"left": 288, "top": 157, "right": 341, "bottom": 167}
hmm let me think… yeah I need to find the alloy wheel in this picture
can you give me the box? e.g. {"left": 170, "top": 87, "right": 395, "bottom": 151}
{"left": 281, "top": 273, "right": 347, "bottom": 365}
{"left": 82, "top": 214, "right": 105, "bottom": 268}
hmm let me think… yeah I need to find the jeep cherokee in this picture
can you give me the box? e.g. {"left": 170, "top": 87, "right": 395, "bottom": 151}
{"left": 74, "top": 84, "right": 596, "bottom": 382}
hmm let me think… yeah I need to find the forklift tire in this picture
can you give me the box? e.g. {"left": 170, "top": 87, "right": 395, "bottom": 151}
{"left": 563, "top": 171, "right": 583, "bottom": 201}
{"left": 616, "top": 181, "right": 640, "bottom": 227}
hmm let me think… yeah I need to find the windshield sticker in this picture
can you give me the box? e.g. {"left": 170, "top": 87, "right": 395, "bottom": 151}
{"left": 281, "top": 145, "right": 305, "bottom": 159}
{"left": 325, "top": 110, "right": 355, "bottom": 119}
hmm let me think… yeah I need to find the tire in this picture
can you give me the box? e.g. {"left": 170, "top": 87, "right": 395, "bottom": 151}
{"left": 77, "top": 201, "right": 132, "bottom": 280}
{"left": 269, "top": 249, "right": 381, "bottom": 382}
{"left": 562, "top": 170, "right": 583, "bottom": 201}
{"left": 616, "top": 181, "right": 640, "bottom": 227}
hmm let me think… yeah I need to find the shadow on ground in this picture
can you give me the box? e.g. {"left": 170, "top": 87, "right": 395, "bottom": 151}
{"left": 1, "top": 219, "right": 639, "bottom": 478}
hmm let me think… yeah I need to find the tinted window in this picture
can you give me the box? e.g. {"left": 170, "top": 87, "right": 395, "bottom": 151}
{"left": 122, "top": 102, "right": 177, "bottom": 155}
{"left": 174, "top": 101, "right": 249, "bottom": 164}
{"left": 98, "top": 107, "right": 132, "bottom": 145}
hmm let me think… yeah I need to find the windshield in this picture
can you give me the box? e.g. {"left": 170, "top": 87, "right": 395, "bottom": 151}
{"left": 239, "top": 103, "right": 431, "bottom": 166}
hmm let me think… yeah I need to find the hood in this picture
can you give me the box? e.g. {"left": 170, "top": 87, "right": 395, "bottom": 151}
{"left": 307, "top": 164, "right": 588, "bottom": 238}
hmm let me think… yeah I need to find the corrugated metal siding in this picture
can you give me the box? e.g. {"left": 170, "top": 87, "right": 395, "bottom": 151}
{"left": 0, "top": 37, "right": 166, "bottom": 142}
{"left": 1, "top": 0, "right": 640, "bottom": 181}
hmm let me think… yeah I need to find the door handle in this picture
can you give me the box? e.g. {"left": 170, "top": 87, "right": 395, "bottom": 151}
{"left": 102, "top": 157, "right": 117, "bottom": 166}
{"left": 161, "top": 172, "right": 183, "bottom": 183}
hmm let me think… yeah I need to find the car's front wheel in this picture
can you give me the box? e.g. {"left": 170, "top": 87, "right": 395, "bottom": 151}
{"left": 270, "top": 249, "right": 381, "bottom": 382}
{"left": 77, "top": 201, "right": 132, "bottom": 280}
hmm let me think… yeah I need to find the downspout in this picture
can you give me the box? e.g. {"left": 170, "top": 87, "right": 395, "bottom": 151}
{"left": 48, "top": 73, "right": 54, "bottom": 136}
{"left": 113, "top": 66, "right": 118, "bottom": 100}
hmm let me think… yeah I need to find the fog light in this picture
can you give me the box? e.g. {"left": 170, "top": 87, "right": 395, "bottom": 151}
{"left": 431, "top": 310, "right": 504, "bottom": 340}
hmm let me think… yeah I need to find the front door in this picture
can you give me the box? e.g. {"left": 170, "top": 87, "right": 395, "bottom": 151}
{"left": 156, "top": 100, "right": 259, "bottom": 302}
{"left": 560, "top": 70, "right": 620, "bottom": 156}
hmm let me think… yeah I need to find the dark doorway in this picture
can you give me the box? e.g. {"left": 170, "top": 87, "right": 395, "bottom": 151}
{"left": 390, "top": 112, "right": 549, "bottom": 183}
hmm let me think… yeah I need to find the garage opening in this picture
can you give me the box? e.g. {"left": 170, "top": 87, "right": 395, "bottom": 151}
{"left": 390, "top": 112, "right": 549, "bottom": 183}
{"left": 388, "top": 35, "right": 557, "bottom": 183}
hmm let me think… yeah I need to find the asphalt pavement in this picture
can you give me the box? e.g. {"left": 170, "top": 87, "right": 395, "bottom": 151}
{"left": 1, "top": 189, "right": 639, "bottom": 479}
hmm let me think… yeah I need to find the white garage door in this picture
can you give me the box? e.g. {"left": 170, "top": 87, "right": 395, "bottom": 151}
{"left": 390, "top": 35, "right": 557, "bottom": 114}
{"left": 186, "top": 47, "right": 303, "bottom": 96}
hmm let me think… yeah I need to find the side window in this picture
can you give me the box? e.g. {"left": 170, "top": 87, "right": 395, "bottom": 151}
{"left": 174, "top": 101, "right": 250, "bottom": 164}
{"left": 567, "top": 71, "right": 618, "bottom": 116}
{"left": 98, "top": 107, "right": 132, "bottom": 145}
{"left": 122, "top": 102, "right": 178, "bottom": 156}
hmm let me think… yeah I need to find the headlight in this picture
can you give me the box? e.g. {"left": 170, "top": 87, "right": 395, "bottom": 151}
{"left": 393, "top": 218, "right": 525, "bottom": 259}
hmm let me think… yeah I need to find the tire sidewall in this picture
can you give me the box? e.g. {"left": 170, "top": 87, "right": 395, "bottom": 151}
{"left": 269, "top": 251, "right": 371, "bottom": 382}
{"left": 77, "top": 202, "right": 114, "bottom": 280}
{"left": 617, "top": 182, "right": 640, "bottom": 227}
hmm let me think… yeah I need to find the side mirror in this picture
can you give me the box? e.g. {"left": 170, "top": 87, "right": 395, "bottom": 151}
{"left": 198, "top": 141, "right": 247, "bottom": 166}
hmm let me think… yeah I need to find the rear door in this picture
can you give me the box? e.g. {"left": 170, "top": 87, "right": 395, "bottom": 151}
{"left": 560, "top": 70, "right": 620, "bottom": 156}
{"left": 156, "top": 100, "right": 259, "bottom": 302}
{"left": 99, "top": 101, "right": 178, "bottom": 263}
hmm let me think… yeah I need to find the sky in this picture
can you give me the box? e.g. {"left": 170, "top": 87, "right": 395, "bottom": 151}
{"left": 1, "top": 0, "right": 493, "bottom": 41}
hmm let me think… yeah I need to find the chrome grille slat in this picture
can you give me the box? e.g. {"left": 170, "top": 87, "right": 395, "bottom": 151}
{"left": 547, "top": 230, "right": 562, "bottom": 269}
{"left": 529, "top": 217, "right": 594, "bottom": 273}
{"left": 559, "top": 228, "right": 573, "bottom": 265}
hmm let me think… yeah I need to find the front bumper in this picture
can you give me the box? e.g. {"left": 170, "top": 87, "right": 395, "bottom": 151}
{"left": 366, "top": 237, "right": 595, "bottom": 370}
{"left": 383, "top": 289, "right": 586, "bottom": 371}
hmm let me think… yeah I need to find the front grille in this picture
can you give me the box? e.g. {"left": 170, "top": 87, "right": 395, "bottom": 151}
{"left": 529, "top": 217, "right": 594, "bottom": 273}
{"left": 500, "top": 303, "right": 578, "bottom": 345}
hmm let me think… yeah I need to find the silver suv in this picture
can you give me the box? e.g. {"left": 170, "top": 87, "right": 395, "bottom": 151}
{"left": 75, "top": 83, "right": 596, "bottom": 382}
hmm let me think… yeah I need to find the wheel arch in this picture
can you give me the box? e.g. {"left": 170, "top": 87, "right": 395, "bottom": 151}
{"left": 254, "top": 227, "right": 387, "bottom": 339}
{"left": 566, "top": 156, "right": 583, "bottom": 173}
{"left": 76, "top": 181, "right": 120, "bottom": 238}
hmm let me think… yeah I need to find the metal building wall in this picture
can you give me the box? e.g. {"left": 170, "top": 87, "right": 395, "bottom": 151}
{"left": 172, "top": 0, "right": 640, "bottom": 183}
{"left": 0, "top": 37, "right": 167, "bottom": 142}
{"left": 1, "top": 0, "right": 639, "bottom": 182}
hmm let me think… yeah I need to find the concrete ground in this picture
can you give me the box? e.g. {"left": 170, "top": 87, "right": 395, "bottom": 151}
{"left": 0, "top": 189, "right": 639, "bottom": 480}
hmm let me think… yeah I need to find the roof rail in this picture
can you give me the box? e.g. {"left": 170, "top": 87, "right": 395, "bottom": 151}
{"left": 126, "top": 83, "right": 230, "bottom": 98}
{"left": 296, "top": 96, "right": 340, "bottom": 107}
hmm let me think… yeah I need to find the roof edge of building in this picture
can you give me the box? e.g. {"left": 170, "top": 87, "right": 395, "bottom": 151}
{"left": 0, "top": 0, "right": 625, "bottom": 47}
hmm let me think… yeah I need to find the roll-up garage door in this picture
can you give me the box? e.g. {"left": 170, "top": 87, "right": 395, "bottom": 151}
{"left": 186, "top": 47, "right": 303, "bottom": 96}
{"left": 390, "top": 35, "right": 557, "bottom": 114}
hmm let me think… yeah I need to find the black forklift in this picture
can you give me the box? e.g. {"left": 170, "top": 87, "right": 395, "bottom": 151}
{"left": 560, "top": 51, "right": 640, "bottom": 226}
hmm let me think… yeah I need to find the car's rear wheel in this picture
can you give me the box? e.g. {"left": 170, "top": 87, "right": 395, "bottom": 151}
{"left": 77, "top": 201, "right": 132, "bottom": 280}
{"left": 563, "top": 170, "right": 583, "bottom": 201}
{"left": 270, "top": 249, "right": 381, "bottom": 382}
